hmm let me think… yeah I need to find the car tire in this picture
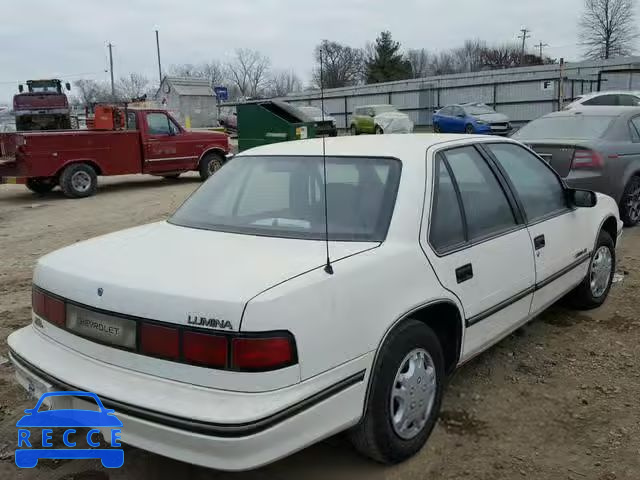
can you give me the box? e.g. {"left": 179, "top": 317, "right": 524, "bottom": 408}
{"left": 59, "top": 163, "right": 98, "bottom": 198}
{"left": 567, "top": 230, "right": 615, "bottom": 310}
{"left": 619, "top": 176, "right": 640, "bottom": 227}
{"left": 25, "top": 178, "right": 56, "bottom": 194}
{"left": 350, "top": 125, "right": 358, "bottom": 136}
{"left": 199, "top": 152, "right": 225, "bottom": 181}
{"left": 349, "top": 320, "right": 445, "bottom": 464}
{"left": 375, "top": 125, "right": 384, "bottom": 135}
{"left": 433, "top": 123, "right": 441, "bottom": 133}
{"left": 465, "top": 124, "right": 475, "bottom": 134}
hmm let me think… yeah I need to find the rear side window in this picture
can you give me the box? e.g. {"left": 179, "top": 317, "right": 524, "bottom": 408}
{"left": 443, "top": 147, "right": 517, "bottom": 241}
{"left": 430, "top": 160, "right": 466, "bottom": 252}
{"left": 486, "top": 143, "right": 568, "bottom": 222}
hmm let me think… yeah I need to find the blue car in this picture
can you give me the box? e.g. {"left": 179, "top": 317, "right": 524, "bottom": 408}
{"left": 433, "top": 103, "right": 512, "bottom": 135}
{"left": 16, "top": 391, "right": 124, "bottom": 469}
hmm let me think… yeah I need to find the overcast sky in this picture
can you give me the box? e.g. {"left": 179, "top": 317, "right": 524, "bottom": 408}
{"left": 1, "top": 0, "right": 638, "bottom": 104}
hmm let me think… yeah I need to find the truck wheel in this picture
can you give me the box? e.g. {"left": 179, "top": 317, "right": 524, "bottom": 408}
{"left": 349, "top": 320, "right": 445, "bottom": 464}
{"left": 375, "top": 125, "right": 384, "bottom": 135}
{"left": 60, "top": 163, "right": 98, "bottom": 198}
{"left": 26, "top": 178, "right": 56, "bottom": 194}
{"left": 199, "top": 152, "right": 225, "bottom": 181}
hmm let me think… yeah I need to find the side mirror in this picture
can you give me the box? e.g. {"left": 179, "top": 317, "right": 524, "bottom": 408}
{"left": 65, "top": 82, "right": 71, "bottom": 91}
{"left": 569, "top": 189, "right": 597, "bottom": 208}
{"left": 18, "top": 84, "right": 24, "bottom": 93}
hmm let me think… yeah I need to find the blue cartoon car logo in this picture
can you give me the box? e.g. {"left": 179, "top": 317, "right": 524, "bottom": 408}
{"left": 16, "top": 391, "right": 124, "bottom": 468}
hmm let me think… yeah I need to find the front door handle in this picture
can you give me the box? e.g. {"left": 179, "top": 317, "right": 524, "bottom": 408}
{"left": 455, "top": 264, "right": 474, "bottom": 284}
{"left": 534, "top": 235, "right": 546, "bottom": 250}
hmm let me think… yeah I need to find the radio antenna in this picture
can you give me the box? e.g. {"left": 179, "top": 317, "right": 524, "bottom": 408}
{"left": 319, "top": 46, "right": 333, "bottom": 275}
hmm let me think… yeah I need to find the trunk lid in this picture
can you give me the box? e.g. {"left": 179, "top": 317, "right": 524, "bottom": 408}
{"left": 34, "top": 221, "right": 375, "bottom": 332}
{"left": 524, "top": 139, "right": 598, "bottom": 178}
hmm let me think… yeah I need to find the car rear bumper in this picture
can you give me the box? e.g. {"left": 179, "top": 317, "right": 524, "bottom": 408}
{"left": 8, "top": 326, "right": 370, "bottom": 471}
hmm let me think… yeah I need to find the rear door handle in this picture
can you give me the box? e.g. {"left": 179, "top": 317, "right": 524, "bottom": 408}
{"left": 455, "top": 264, "right": 474, "bottom": 284}
{"left": 534, "top": 235, "right": 546, "bottom": 250}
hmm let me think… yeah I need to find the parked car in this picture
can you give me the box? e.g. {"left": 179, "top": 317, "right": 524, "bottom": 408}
{"left": 433, "top": 103, "right": 511, "bottom": 135}
{"left": 9, "top": 134, "right": 621, "bottom": 471}
{"left": 218, "top": 111, "right": 237, "bottom": 135}
{"left": 0, "top": 108, "right": 230, "bottom": 198}
{"left": 350, "top": 104, "right": 413, "bottom": 135}
{"left": 294, "top": 105, "right": 338, "bottom": 137}
{"left": 513, "top": 106, "right": 640, "bottom": 226}
{"left": 565, "top": 91, "right": 640, "bottom": 110}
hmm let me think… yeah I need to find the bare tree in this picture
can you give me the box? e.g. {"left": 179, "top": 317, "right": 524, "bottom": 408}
{"left": 430, "top": 52, "right": 458, "bottom": 75}
{"left": 479, "top": 44, "right": 522, "bottom": 69}
{"left": 226, "top": 49, "right": 271, "bottom": 98}
{"left": 313, "top": 40, "right": 364, "bottom": 88}
{"left": 117, "top": 73, "right": 149, "bottom": 100}
{"left": 73, "top": 79, "right": 112, "bottom": 107}
{"left": 268, "top": 70, "right": 302, "bottom": 97}
{"left": 406, "top": 49, "right": 432, "bottom": 78}
{"left": 580, "top": 0, "right": 638, "bottom": 59}
{"left": 453, "top": 39, "right": 487, "bottom": 73}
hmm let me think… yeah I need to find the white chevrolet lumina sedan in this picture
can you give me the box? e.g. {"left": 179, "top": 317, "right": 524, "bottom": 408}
{"left": 9, "top": 134, "right": 622, "bottom": 470}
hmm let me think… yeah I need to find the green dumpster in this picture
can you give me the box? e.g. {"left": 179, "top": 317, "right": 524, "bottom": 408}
{"left": 237, "top": 100, "right": 317, "bottom": 152}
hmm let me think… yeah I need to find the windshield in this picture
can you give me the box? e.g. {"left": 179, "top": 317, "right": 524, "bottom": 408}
{"left": 170, "top": 156, "right": 401, "bottom": 242}
{"left": 464, "top": 104, "right": 496, "bottom": 115}
{"left": 373, "top": 105, "right": 398, "bottom": 115}
{"left": 513, "top": 115, "right": 616, "bottom": 140}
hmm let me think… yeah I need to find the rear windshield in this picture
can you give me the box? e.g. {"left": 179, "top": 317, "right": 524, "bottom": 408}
{"left": 170, "top": 156, "right": 402, "bottom": 242}
{"left": 513, "top": 115, "right": 616, "bottom": 140}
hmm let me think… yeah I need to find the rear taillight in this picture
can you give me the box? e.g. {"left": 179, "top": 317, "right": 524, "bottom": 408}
{"left": 140, "top": 323, "right": 180, "bottom": 360}
{"left": 182, "top": 331, "right": 227, "bottom": 368}
{"left": 572, "top": 149, "right": 604, "bottom": 169}
{"left": 32, "top": 288, "right": 65, "bottom": 327}
{"left": 232, "top": 337, "right": 295, "bottom": 371}
{"left": 31, "top": 287, "right": 296, "bottom": 371}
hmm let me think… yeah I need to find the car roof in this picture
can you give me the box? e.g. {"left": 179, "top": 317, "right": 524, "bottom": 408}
{"left": 357, "top": 104, "right": 393, "bottom": 109}
{"left": 545, "top": 106, "right": 640, "bottom": 117}
{"left": 237, "top": 134, "right": 513, "bottom": 159}
{"left": 576, "top": 90, "right": 640, "bottom": 99}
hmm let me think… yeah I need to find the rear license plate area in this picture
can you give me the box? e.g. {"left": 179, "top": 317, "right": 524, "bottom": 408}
{"left": 66, "top": 305, "right": 136, "bottom": 349}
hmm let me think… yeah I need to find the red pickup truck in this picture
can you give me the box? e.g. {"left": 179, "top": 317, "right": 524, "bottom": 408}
{"left": 0, "top": 108, "right": 229, "bottom": 198}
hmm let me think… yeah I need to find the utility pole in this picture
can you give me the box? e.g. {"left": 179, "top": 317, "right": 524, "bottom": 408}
{"left": 518, "top": 27, "right": 531, "bottom": 66}
{"left": 155, "top": 29, "right": 163, "bottom": 85}
{"left": 536, "top": 41, "right": 549, "bottom": 60}
{"left": 108, "top": 42, "right": 115, "bottom": 98}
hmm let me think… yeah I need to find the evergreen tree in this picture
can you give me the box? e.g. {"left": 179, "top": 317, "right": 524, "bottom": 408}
{"left": 365, "top": 31, "right": 412, "bottom": 84}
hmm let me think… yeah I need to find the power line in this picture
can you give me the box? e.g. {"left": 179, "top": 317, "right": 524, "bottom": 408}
{"left": 518, "top": 27, "right": 531, "bottom": 65}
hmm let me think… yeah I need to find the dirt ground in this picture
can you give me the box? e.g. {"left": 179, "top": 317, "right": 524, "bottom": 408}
{"left": 0, "top": 174, "right": 639, "bottom": 480}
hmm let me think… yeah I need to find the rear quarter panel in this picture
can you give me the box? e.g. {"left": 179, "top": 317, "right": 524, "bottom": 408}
{"left": 21, "top": 131, "right": 142, "bottom": 177}
{"left": 241, "top": 244, "right": 461, "bottom": 381}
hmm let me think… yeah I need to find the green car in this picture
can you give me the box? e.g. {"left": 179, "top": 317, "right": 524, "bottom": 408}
{"left": 349, "top": 104, "right": 414, "bottom": 135}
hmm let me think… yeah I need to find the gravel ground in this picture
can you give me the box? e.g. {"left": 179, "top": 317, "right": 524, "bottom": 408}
{"left": 0, "top": 174, "right": 638, "bottom": 480}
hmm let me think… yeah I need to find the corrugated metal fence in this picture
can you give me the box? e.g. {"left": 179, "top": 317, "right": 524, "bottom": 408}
{"left": 223, "top": 57, "right": 640, "bottom": 129}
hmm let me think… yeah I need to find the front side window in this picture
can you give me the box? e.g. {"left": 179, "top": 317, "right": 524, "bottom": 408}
{"left": 619, "top": 95, "right": 640, "bottom": 107}
{"left": 170, "top": 156, "right": 401, "bottom": 242}
{"left": 486, "top": 143, "right": 568, "bottom": 222}
{"left": 443, "top": 147, "right": 517, "bottom": 241}
{"left": 429, "top": 159, "right": 466, "bottom": 252}
{"left": 146, "top": 113, "right": 179, "bottom": 135}
{"left": 631, "top": 117, "right": 640, "bottom": 141}
{"left": 583, "top": 94, "right": 618, "bottom": 106}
